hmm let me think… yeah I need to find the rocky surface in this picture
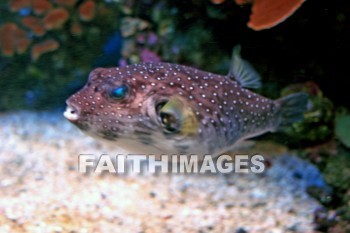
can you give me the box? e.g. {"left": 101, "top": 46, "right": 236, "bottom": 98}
{"left": 0, "top": 111, "right": 325, "bottom": 233}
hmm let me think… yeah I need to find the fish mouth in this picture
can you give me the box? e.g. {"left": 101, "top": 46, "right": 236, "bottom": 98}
{"left": 63, "top": 101, "right": 80, "bottom": 122}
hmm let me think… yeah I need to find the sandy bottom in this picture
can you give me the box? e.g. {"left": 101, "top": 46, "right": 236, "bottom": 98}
{"left": 0, "top": 111, "right": 325, "bottom": 233}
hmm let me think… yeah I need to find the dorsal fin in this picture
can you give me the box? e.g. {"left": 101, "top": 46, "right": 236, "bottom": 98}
{"left": 228, "top": 45, "right": 262, "bottom": 89}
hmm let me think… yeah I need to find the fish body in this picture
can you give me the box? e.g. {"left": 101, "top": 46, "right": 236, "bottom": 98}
{"left": 64, "top": 47, "right": 307, "bottom": 156}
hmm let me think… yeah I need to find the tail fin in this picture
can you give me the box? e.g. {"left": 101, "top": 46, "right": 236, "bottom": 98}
{"left": 276, "top": 92, "right": 308, "bottom": 130}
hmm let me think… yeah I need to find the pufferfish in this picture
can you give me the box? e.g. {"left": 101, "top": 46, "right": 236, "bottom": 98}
{"left": 64, "top": 46, "right": 307, "bottom": 156}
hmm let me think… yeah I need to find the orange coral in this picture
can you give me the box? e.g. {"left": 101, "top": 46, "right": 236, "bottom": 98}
{"left": 0, "top": 23, "right": 31, "bottom": 56}
{"left": 0, "top": 23, "right": 17, "bottom": 56}
{"left": 70, "top": 21, "right": 83, "bottom": 36}
{"left": 31, "top": 39, "right": 59, "bottom": 61}
{"left": 43, "top": 8, "right": 70, "bottom": 30}
{"left": 247, "top": 0, "right": 305, "bottom": 30}
{"left": 22, "top": 16, "right": 46, "bottom": 36}
{"left": 33, "top": 0, "right": 53, "bottom": 15}
{"left": 78, "top": 1, "right": 96, "bottom": 22}
{"left": 8, "top": 0, "right": 32, "bottom": 12}
{"left": 3, "top": 0, "right": 101, "bottom": 60}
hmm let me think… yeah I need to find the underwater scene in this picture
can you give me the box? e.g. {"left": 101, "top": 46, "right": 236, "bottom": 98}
{"left": 0, "top": 0, "right": 350, "bottom": 232}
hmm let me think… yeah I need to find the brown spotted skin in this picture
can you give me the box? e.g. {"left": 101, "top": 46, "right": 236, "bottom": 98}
{"left": 65, "top": 62, "right": 279, "bottom": 156}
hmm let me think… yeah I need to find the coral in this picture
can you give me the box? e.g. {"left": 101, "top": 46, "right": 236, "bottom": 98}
{"left": 278, "top": 82, "right": 335, "bottom": 146}
{"left": 121, "top": 17, "right": 150, "bottom": 37}
{"left": 0, "top": 23, "right": 32, "bottom": 56}
{"left": 70, "top": 21, "right": 83, "bottom": 36}
{"left": 140, "top": 48, "right": 161, "bottom": 63}
{"left": 117, "top": 16, "right": 161, "bottom": 65}
{"left": 234, "top": 0, "right": 305, "bottom": 30}
{"left": 248, "top": 0, "right": 305, "bottom": 30}
{"left": 324, "top": 151, "right": 350, "bottom": 191}
{"left": 31, "top": 39, "right": 59, "bottom": 61}
{"left": 335, "top": 114, "right": 350, "bottom": 148}
{"left": 43, "top": 8, "right": 69, "bottom": 30}
{"left": 78, "top": 0, "right": 96, "bottom": 22}
{"left": 0, "top": 0, "right": 122, "bottom": 110}
{"left": 22, "top": 16, "right": 46, "bottom": 36}
{"left": 8, "top": 0, "right": 31, "bottom": 12}
{"left": 33, "top": 0, "right": 53, "bottom": 15}
{"left": 0, "top": 0, "right": 103, "bottom": 60}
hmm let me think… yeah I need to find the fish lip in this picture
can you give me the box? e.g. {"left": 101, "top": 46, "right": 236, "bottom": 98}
{"left": 63, "top": 101, "right": 80, "bottom": 122}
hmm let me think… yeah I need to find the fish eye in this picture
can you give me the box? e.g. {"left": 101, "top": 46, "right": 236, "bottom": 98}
{"left": 109, "top": 85, "right": 128, "bottom": 100}
{"left": 159, "top": 112, "right": 180, "bottom": 133}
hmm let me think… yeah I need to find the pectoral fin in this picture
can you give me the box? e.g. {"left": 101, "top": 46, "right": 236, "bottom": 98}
{"left": 159, "top": 96, "right": 199, "bottom": 136}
